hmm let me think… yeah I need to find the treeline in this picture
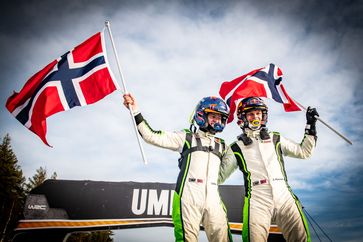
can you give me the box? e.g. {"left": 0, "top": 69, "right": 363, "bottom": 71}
{"left": 0, "top": 134, "right": 113, "bottom": 242}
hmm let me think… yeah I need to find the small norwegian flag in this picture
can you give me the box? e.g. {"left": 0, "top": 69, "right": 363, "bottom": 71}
{"left": 219, "top": 63, "right": 301, "bottom": 123}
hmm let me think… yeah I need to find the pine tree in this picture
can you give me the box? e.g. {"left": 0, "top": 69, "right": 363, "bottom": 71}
{"left": 0, "top": 134, "right": 25, "bottom": 242}
{"left": 24, "top": 167, "right": 57, "bottom": 193}
{"left": 24, "top": 167, "right": 47, "bottom": 193}
{"left": 50, "top": 171, "right": 57, "bottom": 180}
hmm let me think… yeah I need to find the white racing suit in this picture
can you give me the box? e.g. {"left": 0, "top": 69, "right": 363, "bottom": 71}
{"left": 134, "top": 113, "right": 232, "bottom": 242}
{"left": 219, "top": 129, "right": 316, "bottom": 242}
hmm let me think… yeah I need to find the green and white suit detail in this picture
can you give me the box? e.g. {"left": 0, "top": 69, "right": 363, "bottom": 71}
{"left": 219, "top": 128, "right": 315, "bottom": 242}
{"left": 135, "top": 113, "right": 232, "bottom": 242}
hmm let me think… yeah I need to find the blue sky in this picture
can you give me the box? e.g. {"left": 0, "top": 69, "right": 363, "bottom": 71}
{"left": 1, "top": 0, "right": 362, "bottom": 241}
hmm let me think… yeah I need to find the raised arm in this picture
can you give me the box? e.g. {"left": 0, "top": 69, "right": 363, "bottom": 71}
{"left": 280, "top": 107, "right": 319, "bottom": 159}
{"left": 123, "top": 93, "right": 185, "bottom": 152}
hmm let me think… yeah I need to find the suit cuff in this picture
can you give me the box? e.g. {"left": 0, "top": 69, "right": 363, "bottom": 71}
{"left": 134, "top": 113, "right": 144, "bottom": 125}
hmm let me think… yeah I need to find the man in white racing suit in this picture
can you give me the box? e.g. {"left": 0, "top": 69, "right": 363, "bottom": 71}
{"left": 219, "top": 97, "right": 319, "bottom": 242}
{"left": 123, "top": 93, "right": 233, "bottom": 242}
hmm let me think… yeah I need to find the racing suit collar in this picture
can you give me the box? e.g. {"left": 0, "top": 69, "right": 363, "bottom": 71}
{"left": 197, "top": 129, "right": 215, "bottom": 138}
{"left": 244, "top": 128, "right": 260, "bottom": 138}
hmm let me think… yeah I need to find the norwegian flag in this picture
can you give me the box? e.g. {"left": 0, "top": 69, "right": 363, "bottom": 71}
{"left": 6, "top": 32, "right": 119, "bottom": 146}
{"left": 219, "top": 63, "right": 301, "bottom": 123}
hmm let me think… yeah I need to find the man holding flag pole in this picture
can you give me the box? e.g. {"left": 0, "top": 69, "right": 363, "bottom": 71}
{"left": 218, "top": 63, "right": 320, "bottom": 242}
{"left": 123, "top": 93, "right": 233, "bottom": 242}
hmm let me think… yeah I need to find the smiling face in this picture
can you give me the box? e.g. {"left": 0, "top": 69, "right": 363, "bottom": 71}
{"left": 207, "top": 112, "right": 222, "bottom": 127}
{"left": 245, "top": 109, "right": 263, "bottom": 129}
{"left": 246, "top": 109, "right": 263, "bottom": 122}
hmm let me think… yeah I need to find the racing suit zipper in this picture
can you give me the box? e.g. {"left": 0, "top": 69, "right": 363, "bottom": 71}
{"left": 205, "top": 137, "right": 212, "bottom": 204}
{"left": 257, "top": 136, "right": 275, "bottom": 200}
{"left": 257, "top": 136, "right": 269, "bottom": 178}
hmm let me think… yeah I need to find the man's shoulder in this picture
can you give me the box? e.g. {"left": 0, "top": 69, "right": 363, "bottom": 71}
{"left": 270, "top": 131, "right": 280, "bottom": 136}
{"left": 230, "top": 140, "right": 243, "bottom": 148}
{"left": 182, "top": 128, "right": 191, "bottom": 133}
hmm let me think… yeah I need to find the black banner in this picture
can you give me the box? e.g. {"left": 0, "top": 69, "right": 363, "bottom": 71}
{"left": 24, "top": 180, "right": 244, "bottom": 221}
{"left": 13, "top": 179, "right": 284, "bottom": 242}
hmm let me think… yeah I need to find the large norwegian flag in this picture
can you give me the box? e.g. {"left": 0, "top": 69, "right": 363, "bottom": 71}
{"left": 219, "top": 63, "right": 301, "bottom": 123}
{"left": 6, "top": 32, "right": 119, "bottom": 146}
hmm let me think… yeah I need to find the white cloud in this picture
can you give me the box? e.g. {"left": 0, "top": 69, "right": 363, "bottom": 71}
{"left": 1, "top": 1, "right": 362, "bottom": 240}
{"left": 2, "top": 0, "right": 359, "bottom": 188}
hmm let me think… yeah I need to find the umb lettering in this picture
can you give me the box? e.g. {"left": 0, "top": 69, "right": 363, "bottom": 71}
{"left": 131, "top": 189, "right": 174, "bottom": 216}
{"left": 131, "top": 189, "right": 147, "bottom": 215}
{"left": 147, "top": 189, "right": 168, "bottom": 215}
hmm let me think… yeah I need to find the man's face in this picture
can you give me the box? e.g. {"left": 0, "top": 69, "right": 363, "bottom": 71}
{"left": 207, "top": 112, "right": 222, "bottom": 127}
{"left": 246, "top": 109, "right": 262, "bottom": 123}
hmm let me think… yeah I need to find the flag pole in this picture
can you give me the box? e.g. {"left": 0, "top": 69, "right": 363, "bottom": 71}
{"left": 294, "top": 100, "right": 353, "bottom": 145}
{"left": 105, "top": 20, "right": 148, "bottom": 164}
